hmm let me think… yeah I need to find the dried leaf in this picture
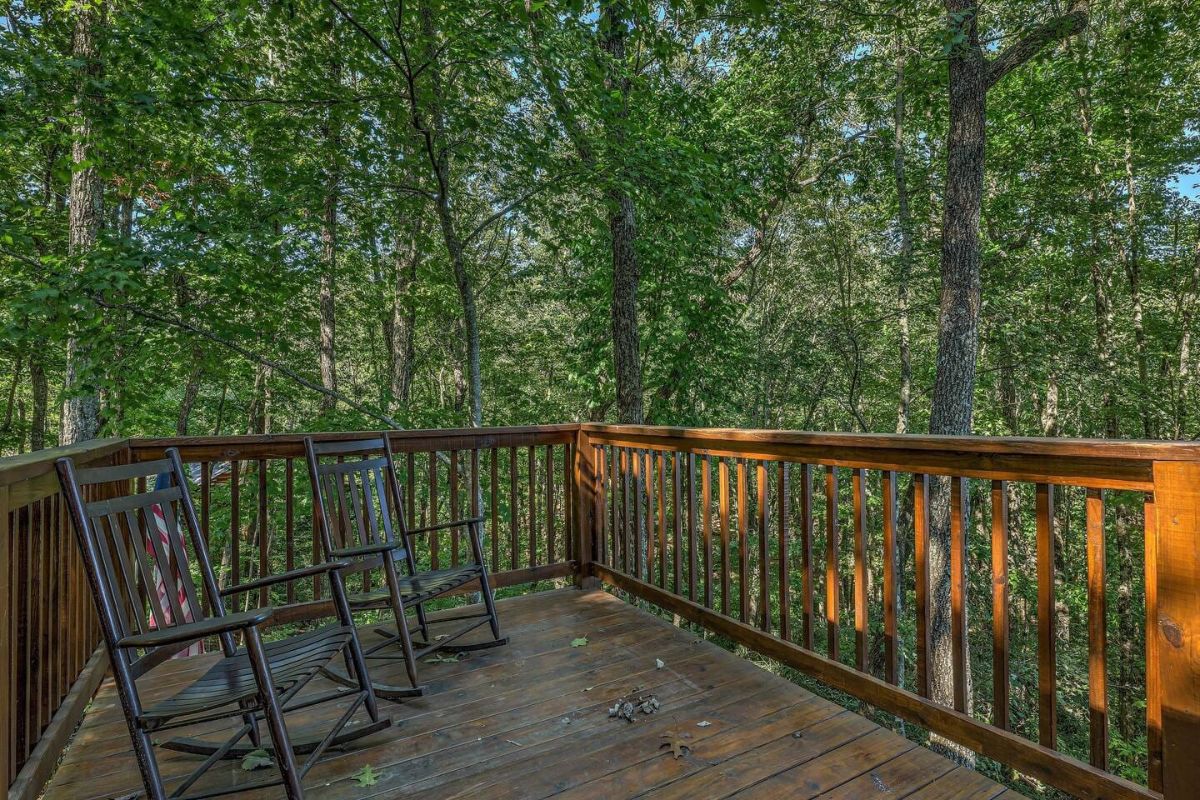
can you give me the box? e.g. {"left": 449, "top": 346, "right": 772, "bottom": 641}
{"left": 571, "top": 636, "right": 589, "bottom": 647}
{"left": 352, "top": 764, "right": 379, "bottom": 787}
{"left": 241, "top": 749, "right": 274, "bottom": 771}
{"left": 659, "top": 731, "right": 692, "bottom": 759}
{"left": 655, "top": 658, "right": 665, "bottom": 669}
{"left": 696, "top": 720, "right": 712, "bottom": 728}
{"left": 425, "top": 653, "right": 460, "bottom": 664}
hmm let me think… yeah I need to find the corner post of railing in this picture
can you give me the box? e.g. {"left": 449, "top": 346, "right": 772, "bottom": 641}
{"left": 1150, "top": 459, "right": 1200, "bottom": 799}
{"left": 0, "top": 478, "right": 10, "bottom": 793}
{"left": 572, "top": 425, "right": 599, "bottom": 589}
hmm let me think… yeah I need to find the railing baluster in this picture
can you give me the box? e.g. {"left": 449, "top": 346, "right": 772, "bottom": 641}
{"left": 737, "top": 459, "right": 749, "bottom": 624}
{"left": 991, "top": 479, "right": 1009, "bottom": 729}
{"left": 800, "top": 463, "right": 813, "bottom": 650}
{"left": 545, "top": 445, "right": 554, "bottom": 565}
{"left": 230, "top": 459, "right": 240, "bottom": 590}
{"left": 757, "top": 461, "right": 769, "bottom": 632}
{"left": 882, "top": 470, "right": 898, "bottom": 684}
{"left": 687, "top": 453, "right": 697, "bottom": 602}
{"left": 719, "top": 458, "right": 730, "bottom": 616}
{"left": 914, "top": 473, "right": 930, "bottom": 698}
{"left": 631, "top": 449, "right": 642, "bottom": 579}
{"left": 1144, "top": 491, "right": 1162, "bottom": 792}
{"left": 702, "top": 455, "right": 712, "bottom": 608}
{"left": 673, "top": 453, "right": 683, "bottom": 596}
{"left": 490, "top": 448, "right": 499, "bottom": 572}
{"left": 450, "top": 450, "right": 459, "bottom": 566}
{"left": 950, "top": 476, "right": 968, "bottom": 712}
{"left": 429, "top": 452, "right": 440, "bottom": 570}
{"left": 1086, "top": 487, "right": 1107, "bottom": 769}
{"left": 1036, "top": 481, "right": 1057, "bottom": 748}
{"left": 656, "top": 452, "right": 665, "bottom": 586}
{"left": 853, "top": 468, "right": 868, "bottom": 672}
{"left": 825, "top": 465, "right": 839, "bottom": 660}
{"left": 509, "top": 448, "right": 519, "bottom": 571}
{"left": 285, "top": 459, "right": 295, "bottom": 605}
{"left": 257, "top": 460, "right": 268, "bottom": 606}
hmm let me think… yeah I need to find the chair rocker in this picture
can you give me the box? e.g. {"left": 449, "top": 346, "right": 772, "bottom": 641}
{"left": 304, "top": 435, "right": 507, "bottom": 699}
{"left": 56, "top": 448, "right": 390, "bottom": 800}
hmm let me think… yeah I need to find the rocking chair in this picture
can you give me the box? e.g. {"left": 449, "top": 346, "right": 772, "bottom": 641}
{"left": 56, "top": 448, "right": 390, "bottom": 800}
{"left": 304, "top": 435, "right": 507, "bottom": 699}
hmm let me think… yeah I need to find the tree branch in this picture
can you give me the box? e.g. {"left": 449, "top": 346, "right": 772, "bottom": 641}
{"left": 96, "top": 298, "right": 403, "bottom": 429}
{"left": 986, "top": 1, "right": 1088, "bottom": 90}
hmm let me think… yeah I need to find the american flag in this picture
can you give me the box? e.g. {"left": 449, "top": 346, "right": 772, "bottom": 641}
{"left": 147, "top": 472, "right": 203, "bottom": 658}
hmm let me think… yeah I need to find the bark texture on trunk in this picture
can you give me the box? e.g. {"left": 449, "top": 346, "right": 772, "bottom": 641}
{"left": 389, "top": 224, "right": 420, "bottom": 412}
{"left": 61, "top": 0, "right": 105, "bottom": 445}
{"left": 30, "top": 358, "right": 47, "bottom": 451}
{"left": 600, "top": 1, "right": 644, "bottom": 424}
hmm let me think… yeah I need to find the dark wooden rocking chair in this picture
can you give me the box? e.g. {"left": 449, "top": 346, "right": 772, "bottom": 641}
{"left": 304, "top": 435, "right": 507, "bottom": 699}
{"left": 56, "top": 448, "right": 390, "bottom": 800}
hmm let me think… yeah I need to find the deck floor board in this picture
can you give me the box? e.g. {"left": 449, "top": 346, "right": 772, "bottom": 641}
{"left": 41, "top": 588, "right": 1009, "bottom": 800}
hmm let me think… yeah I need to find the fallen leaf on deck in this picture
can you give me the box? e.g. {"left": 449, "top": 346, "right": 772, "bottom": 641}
{"left": 655, "top": 658, "right": 665, "bottom": 669}
{"left": 425, "top": 653, "right": 460, "bottom": 664}
{"left": 571, "top": 636, "right": 589, "bottom": 647}
{"left": 505, "top": 739, "right": 522, "bottom": 747}
{"left": 696, "top": 720, "right": 711, "bottom": 727}
{"left": 241, "top": 749, "right": 274, "bottom": 771}
{"left": 659, "top": 731, "right": 692, "bottom": 759}
{"left": 352, "top": 765, "right": 379, "bottom": 787}
{"left": 870, "top": 772, "right": 889, "bottom": 792}
{"left": 583, "top": 686, "right": 594, "bottom": 691}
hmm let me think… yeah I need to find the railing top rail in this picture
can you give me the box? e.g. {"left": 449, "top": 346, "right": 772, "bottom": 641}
{"left": 0, "top": 437, "right": 129, "bottom": 490}
{"left": 582, "top": 423, "right": 1200, "bottom": 461}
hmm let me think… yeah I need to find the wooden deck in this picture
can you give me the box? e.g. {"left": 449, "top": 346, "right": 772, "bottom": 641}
{"left": 42, "top": 588, "right": 1015, "bottom": 800}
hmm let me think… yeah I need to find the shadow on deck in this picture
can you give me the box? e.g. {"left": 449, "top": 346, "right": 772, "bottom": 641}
{"left": 43, "top": 589, "right": 1013, "bottom": 800}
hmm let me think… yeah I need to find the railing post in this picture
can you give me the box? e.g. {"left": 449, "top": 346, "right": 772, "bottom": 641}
{"left": 1, "top": 483, "right": 10, "bottom": 793}
{"left": 573, "top": 427, "right": 598, "bottom": 589}
{"left": 1151, "top": 461, "right": 1200, "bottom": 799}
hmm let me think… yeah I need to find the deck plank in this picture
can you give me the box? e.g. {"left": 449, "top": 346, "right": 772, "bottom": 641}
{"left": 40, "top": 588, "right": 1011, "bottom": 800}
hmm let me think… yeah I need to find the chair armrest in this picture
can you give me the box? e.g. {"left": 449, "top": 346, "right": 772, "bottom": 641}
{"left": 220, "top": 561, "right": 351, "bottom": 597}
{"left": 332, "top": 541, "right": 403, "bottom": 559}
{"left": 117, "top": 608, "right": 272, "bottom": 649}
{"left": 408, "top": 516, "right": 484, "bottom": 536}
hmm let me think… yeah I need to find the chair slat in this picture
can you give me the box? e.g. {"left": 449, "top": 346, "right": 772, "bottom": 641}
{"left": 75, "top": 458, "right": 173, "bottom": 486}
{"left": 85, "top": 486, "right": 182, "bottom": 518}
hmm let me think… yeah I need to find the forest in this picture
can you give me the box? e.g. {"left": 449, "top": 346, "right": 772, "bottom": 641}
{"left": 2, "top": 0, "right": 1199, "bottom": 795}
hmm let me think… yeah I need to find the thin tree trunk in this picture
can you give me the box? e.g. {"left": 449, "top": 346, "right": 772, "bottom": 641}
{"left": 29, "top": 359, "right": 47, "bottom": 451}
{"left": 893, "top": 26, "right": 914, "bottom": 436}
{"left": 318, "top": 15, "right": 341, "bottom": 413}
{"left": 390, "top": 224, "right": 420, "bottom": 412}
{"left": 61, "top": 0, "right": 105, "bottom": 444}
{"left": 1, "top": 357, "right": 20, "bottom": 432}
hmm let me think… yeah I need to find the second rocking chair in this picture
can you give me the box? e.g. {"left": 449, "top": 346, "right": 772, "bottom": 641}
{"left": 304, "top": 435, "right": 507, "bottom": 698}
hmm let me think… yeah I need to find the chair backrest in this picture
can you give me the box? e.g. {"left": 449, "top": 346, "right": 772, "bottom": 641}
{"left": 304, "top": 436, "right": 410, "bottom": 573}
{"left": 56, "top": 448, "right": 229, "bottom": 678}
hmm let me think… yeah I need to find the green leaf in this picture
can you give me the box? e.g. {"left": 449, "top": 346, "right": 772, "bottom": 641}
{"left": 241, "top": 749, "right": 274, "bottom": 771}
{"left": 571, "top": 636, "right": 588, "bottom": 647}
{"left": 352, "top": 764, "right": 379, "bottom": 787}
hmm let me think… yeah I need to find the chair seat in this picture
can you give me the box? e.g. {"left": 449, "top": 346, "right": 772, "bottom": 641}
{"left": 348, "top": 564, "right": 481, "bottom": 607}
{"left": 139, "top": 624, "right": 355, "bottom": 724}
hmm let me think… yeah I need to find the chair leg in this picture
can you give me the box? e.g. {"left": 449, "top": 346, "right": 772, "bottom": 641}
{"left": 477, "top": 566, "right": 503, "bottom": 641}
{"left": 414, "top": 601, "right": 431, "bottom": 641}
{"left": 245, "top": 628, "right": 305, "bottom": 799}
{"left": 392, "top": 596, "right": 421, "bottom": 689}
{"left": 131, "top": 726, "right": 168, "bottom": 800}
{"left": 344, "top": 627, "right": 382, "bottom": 721}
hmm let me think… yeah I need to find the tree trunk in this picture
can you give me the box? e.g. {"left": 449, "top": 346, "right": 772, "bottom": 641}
{"left": 893, "top": 27, "right": 914, "bottom": 436}
{"left": 29, "top": 359, "right": 47, "bottom": 451}
{"left": 1, "top": 357, "right": 20, "bottom": 433}
{"left": 389, "top": 224, "right": 420, "bottom": 412}
{"left": 600, "top": 1, "right": 644, "bottom": 424}
{"left": 318, "top": 15, "right": 341, "bottom": 413}
{"left": 61, "top": 0, "right": 105, "bottom": 445}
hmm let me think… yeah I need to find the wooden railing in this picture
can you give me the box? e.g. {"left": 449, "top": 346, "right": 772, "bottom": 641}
{"left": 574, "top": 424, "right": 1200, "bottom": 800}
{"left": 4, "top": 424, "right": 1200, "bottom": 800}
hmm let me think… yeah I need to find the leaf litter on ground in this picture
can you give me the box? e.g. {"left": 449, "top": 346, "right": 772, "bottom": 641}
{"left": 352, "top": 764, "right": 379, "bottom": 787}
{"left": 571, "top": 636, "right": 588, "bottom": 647}
{"left": 240, "top": 749, "right": 273, "bottom": 771}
